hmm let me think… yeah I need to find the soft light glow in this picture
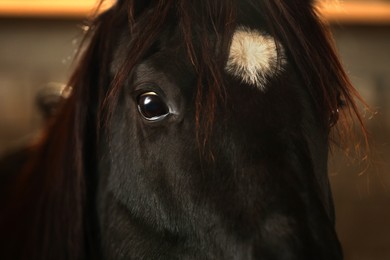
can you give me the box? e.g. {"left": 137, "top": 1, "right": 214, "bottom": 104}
{"left": 0, "top": 0, "right": 114, "bottom": 17}
{"left": 0, "top": 1, "right": 389, "bottom": 23}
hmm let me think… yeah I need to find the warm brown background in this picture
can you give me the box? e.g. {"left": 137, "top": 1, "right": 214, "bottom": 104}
{"left": 0, "top": 1, "right": 389, "bottom": 259}
{"left": 330, "top": 24, "right": 390, "bottom": 260}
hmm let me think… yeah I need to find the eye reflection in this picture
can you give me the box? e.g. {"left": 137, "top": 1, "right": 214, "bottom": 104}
{"left": 137, "top": 92, "right": 170, "bottom": 121}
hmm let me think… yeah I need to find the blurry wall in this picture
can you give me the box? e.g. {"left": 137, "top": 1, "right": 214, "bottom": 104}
{"left": 0, "top": 14, "right": 389, "bottom": 260}
{"left": 330, "top": 25, "right": 390, "bottom": 260}
{"left": 0, "top": 18, "right": 81, "bottom": 154}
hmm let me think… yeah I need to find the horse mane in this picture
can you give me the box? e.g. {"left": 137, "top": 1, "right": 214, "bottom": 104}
{"left": 0, "top": 6, "right": 117, "bottom": 259}
{"left": 0, "top": 1, "right": 366, "bottom": 259}
{"left": 261, "top": 1, "right": 368, "bottom": 146}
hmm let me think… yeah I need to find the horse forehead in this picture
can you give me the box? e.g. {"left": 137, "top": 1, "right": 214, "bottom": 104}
{"left": 226, "top": 27, "right": 285, "bottom": 91}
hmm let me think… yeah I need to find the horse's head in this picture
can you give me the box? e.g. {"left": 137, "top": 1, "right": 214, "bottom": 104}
{"left": 1, "top": 0, "right": 366, "bottom": 259}
{"left": 88, "top": 0, "right": 352, "bottom": 259}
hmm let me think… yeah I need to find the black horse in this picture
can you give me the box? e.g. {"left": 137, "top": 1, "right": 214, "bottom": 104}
{"left": 0, "top": 0, "right": 366, "bottom": 259}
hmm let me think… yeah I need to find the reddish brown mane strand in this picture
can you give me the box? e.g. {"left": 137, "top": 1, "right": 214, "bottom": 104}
{"left": 261, "top": 0, "right": 367, "bottom": 150}
{"left": 104, "top": 0, "right": 237, "bottom": 152}
{"left": 177, "top": 0, "right": 236, "bottom": 151}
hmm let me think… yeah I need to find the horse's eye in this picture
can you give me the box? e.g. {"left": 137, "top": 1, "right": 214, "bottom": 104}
{"left": 137, "top": 92, "right": 169, "bottom": 121}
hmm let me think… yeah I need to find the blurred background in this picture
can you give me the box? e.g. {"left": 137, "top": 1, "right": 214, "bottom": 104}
{"left": 0, "top": 0, "right": 389, "bottom": 259}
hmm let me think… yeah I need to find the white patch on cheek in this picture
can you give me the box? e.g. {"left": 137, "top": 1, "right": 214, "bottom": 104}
{"left": 226, "top": 27, "right": 286, "bottom": 91}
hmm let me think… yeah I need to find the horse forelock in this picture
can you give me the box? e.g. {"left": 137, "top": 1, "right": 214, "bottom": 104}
{"left": 103, "top": 0, "right": 366, "bottom": 150}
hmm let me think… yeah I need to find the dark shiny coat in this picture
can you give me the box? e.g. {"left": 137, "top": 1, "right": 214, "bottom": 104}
{"left": 1, "top": 0, "right": 366, "bottom": 259}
